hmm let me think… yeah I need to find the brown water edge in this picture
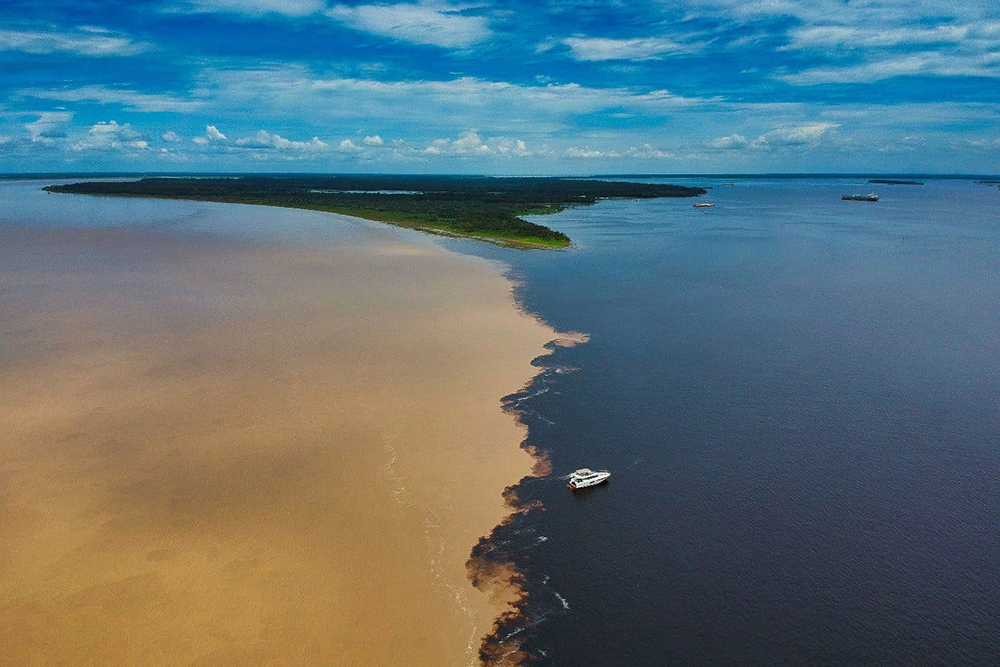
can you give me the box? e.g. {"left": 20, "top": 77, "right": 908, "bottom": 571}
{"left": 0, "top": 208, "right": 574, "bottom": 667}
{"left": 467, "top": 334, "right": 589, "bottom": 667}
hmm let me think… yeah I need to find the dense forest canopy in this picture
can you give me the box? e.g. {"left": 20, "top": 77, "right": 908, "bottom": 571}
{"left": 45, "top": 175, "right": 707, "bottom": 247}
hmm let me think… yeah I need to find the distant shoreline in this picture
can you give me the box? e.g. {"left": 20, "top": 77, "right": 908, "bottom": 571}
{"left": 4, "top": 172, "right": 1000, "bottom": 180}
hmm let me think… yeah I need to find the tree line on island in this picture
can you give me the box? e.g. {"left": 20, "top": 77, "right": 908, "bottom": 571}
{"left": 44, "top": 175, "right": 707, "bottom": 248}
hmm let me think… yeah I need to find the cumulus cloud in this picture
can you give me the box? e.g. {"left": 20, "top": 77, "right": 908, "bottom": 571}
{"left": 493, "top": 137, "right": 532, "bottom": 157}
{"left": 339, "top": 138, "right": 362, "bottom": 152}
{"left": 0, "top": 26, "right": 150, "bottom": 56}
{"left": 561, "top": 36, "right": 695, "bottom": 61}
{"left": 450, "top": 130, "right": 491, "bottom": 154}
{"left": 707, "top": 133, "right": 750, "bottom": 149}
{"left": 25, "top": 112, "right": 72, "bottom": 144}
{"left": 162, "top": 131, "right": 182, "bottom": 142}
{"left": 72, "top": 120, "right": 147, "bottom": 151}
{"left": 419, "top": 131, "right": 534, "bottom": 157}
{"left": 193, "top": 124, "right": 227, "bottom": 145}
{"left": 235, "top": 129, "right": 328, "bottom": 150}
{"left": 326, "top": 3, "right": 490, "bottom": 48}
{"left": 564, "top": 146, "right": 604, "bottom": 158}
{"left": 206, "top": 125, "right": 227, "bottom": 141}
{"left": 363, "top": 134, "right": 384, "bottom": 146}
{"left": 707, "top": 123, "right": 837, "bottom": 150}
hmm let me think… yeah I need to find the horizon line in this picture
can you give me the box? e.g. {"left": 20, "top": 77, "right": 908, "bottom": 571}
{"left": 2, "top": 171, "right": 999, "bottom": 180}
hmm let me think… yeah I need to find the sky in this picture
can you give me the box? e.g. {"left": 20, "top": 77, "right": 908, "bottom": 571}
{"left": 1, "top": 0, "right": 998, "bottom": 174}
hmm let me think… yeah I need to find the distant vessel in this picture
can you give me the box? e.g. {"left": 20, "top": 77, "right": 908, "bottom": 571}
{"left": 693, "top": 203, "right": 715, "bottom": 208}
{"left": 842, "top": 193, "right": 879, "bottom": 202}
{"left": 568, "top": 468, "right": 610, "bottom": 490}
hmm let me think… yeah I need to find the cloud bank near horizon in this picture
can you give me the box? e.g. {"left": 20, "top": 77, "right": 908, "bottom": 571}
{"left": 0, "top": 0, "right": 998, "bottom": 173}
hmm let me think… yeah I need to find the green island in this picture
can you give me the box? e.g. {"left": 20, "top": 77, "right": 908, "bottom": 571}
{"left": 44, "top": 175, "right": 706, "bottom": 248}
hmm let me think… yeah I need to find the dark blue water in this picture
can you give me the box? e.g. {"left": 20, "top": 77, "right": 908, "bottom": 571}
{"left": 449, "top": 178, "right": 1000, "bottom": 666}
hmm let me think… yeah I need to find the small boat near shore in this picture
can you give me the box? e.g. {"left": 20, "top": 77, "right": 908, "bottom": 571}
{"left": 842, "top": 193, "right": 879, "bottom": 202}
{"left": 568, "top": 468, "right": 611, "bottom": 490}
{"left": 693, "top": 202, "right": 715, "bottom": 208}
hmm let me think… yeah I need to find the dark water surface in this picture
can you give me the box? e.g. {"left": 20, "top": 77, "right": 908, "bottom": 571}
{"left": 448, "top": 177, "right": 1000, "bottom": 666}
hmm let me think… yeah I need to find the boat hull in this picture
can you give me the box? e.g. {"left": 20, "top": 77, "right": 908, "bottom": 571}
{"left": 568, "top": 472, "right": 611, "bottom": 490}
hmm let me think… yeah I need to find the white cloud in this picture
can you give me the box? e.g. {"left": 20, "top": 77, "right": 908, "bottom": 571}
{"left": 234, "top": 129, "right": 328, "bottom": 150}
{"left": 0, "top": 26, "right": 149, "bottom": 57}
{"left": 781, "top": 52, "right": 1000, "bottom": 84}
{"left": 784, "top": 22, "right": 1000, "bottom": 50}
{"left": 707, "top": 133, "right": 749, "bottom": 149}
{"left": 561, "top": 143, "right": 674, "bottom": 159}
{"left": 206, "top": 125, "right": 226, "bottom": 141}
{"left": 25, "top": 111, "right": 72, "bottom": 144}
{"left": 561, "top": 36, "right": 694, "bottom": 61}
{"left": 707, "top": 123, "right": 837, "bottom": 150}
{"left": 685, "top": 0, "right": 1000, "bottom": 89}
{"left": 193, "top": 124, "right": 227, "bottom": 145}
{"left": 171, "top": 0, "right": 325, "bottom": 16}
{"left": 72, "top": 120, "right": 147, "bottom": 151}
{"left": 564, "top": 146, "right": 604, "bottom": 158}
{"left": 325, "top": 3, "right": 490, "bottom": 48}
{"left": 339, "top": 138, "right": 362, "bottom": 152}
{"left": 363, "top": 134, "right": 384, "bottom": 146}
{"left": 685, "top": 0, "right": 995, "bottom": 26}
{"left": 196, "top": 67, "right": 714, "bottom": 135}
{"left": 21, "top": 85, "right": 203, "bottom": 112}
{"left": 758, "top": 122, "right": 837, "bottom": 145}
{"left": 450, "top": 130, "right": 491, "bottom": 154}
{"left": 626, "top": 144, "right": 673, "bottom": 159}
{"left": 418, "top": 131, "right": 535, "bottom": 157}
{"left": 162, "top": 131, "right": 182, "bottom": 142}
{"left": 494, "top": 137, "right": 532, "bottom": 157}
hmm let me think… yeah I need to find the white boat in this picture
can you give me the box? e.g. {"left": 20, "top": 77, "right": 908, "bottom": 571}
{"left": 693, "top": 202, "right": 715, "bottom": 208}
{"left": 567, "top": 468, "right": 611, "bottom": 490}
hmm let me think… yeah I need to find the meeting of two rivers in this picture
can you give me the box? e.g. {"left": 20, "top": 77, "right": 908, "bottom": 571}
{"left": 2, "top": 175, "right": 999, "bottom": 667}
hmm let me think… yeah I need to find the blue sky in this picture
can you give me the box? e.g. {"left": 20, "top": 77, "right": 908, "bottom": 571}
{"left": 1, "top": 0, "right": 998, "bottom": 173}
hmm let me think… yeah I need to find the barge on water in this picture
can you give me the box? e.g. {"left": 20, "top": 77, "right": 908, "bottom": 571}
{"left": 842, "top": 193, "right": 879, "bottom": 202}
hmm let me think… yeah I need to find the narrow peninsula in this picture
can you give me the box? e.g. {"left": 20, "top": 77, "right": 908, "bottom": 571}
{"left": 44, "top": 175, "right": 706, "bottom": 248}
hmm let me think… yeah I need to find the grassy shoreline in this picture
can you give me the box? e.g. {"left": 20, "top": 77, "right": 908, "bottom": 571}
{"left": 44, "top": 175, "right": 707, "bottom": 248}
